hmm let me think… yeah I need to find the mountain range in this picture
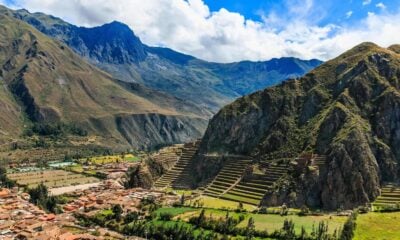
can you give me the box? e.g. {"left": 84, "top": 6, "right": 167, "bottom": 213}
{"left": 1, "top": 5, "right": 321, "bottom": 112}
{"left": 0, "top": 5, "right": 321, "bottom": 149}
{"left": 195, "top": 42, "right": 400, "bottom": 209}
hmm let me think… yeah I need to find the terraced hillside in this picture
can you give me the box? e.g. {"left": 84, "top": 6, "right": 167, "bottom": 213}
{"left": 222, "top": 163, "right": 288, "bottom": 205}
{"left": 203, "top": 159, "right": 252, "bottom": 199}
{"left": 150, "top": 144, "right": 183, "bottom": 170}
{"left": 312, "top": 155, "right": 327, "bottom": 169}
{"left": 373, "top": 184, "right": 400, "bottom": 209}
{"left": 153, "top": 141, "right": 200, "bottom": 189}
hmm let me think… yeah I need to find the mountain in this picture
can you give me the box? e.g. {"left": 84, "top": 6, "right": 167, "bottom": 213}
{"left": 0, "top": 12, "right": 208, "bottom": 149}
{"left": 194, "top": 42, "right": 400, "bottom": 209}
{"left": 1, "top": 5, "right": 322, "bottom": 112}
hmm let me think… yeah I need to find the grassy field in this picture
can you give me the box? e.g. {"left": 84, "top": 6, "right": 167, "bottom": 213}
{"left": 354, "top": 212, "right": 400, "bottom": 240}
{"left": 154, "top": 207, "right": 198, "bottom": 218}
{"left": 7, "top": 170, "right": 100, "bottom": 189}
{"left": 167, "top": 206, "right": 346, "bottom": 236}
{"left": 187, "top": 196, "right": 257, "bottom": 211}
{"left": 236, "top": 213, "right": 347, "bottom": 234}
{"left": 79, "top": 154, "right": 140, "bottom": 164}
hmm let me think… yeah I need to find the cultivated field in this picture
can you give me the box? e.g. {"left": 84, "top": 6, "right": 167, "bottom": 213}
{"left": 188, "top": 196, "right": 257, "bottom": 211}
{"left": 236, "top": 213, "right": 346, "bottom": 234}
{"left": 354, "top": 212, "right": 400, "bottom": 240}
{"left": 164, "top": 205, "right": 347, "bottom": 236}
{"left": 79, "top": 154, "right": 140, "bottom": 164}
{"left": 7, "top": 170, "right": 100, "bottom": 189}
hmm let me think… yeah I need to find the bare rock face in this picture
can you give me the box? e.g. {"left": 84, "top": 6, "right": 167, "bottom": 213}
{"left": 196, "top": 42, "right": 400, "bottom": 209}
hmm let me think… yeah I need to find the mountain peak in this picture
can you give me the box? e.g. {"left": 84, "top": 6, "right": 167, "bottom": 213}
{"left": 75, "top": 20, "right": 147, "bottom": 63}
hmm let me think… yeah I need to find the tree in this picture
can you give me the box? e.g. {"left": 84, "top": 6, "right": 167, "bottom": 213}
{"left": 180, "top": 193, "right": 185, "bottom": 205}
{"left": 340, "top": 213, "right": 357, "bottom": 240}
{"left": 28, "top": 183, "right": 58, "bottom": 213}
{"left": 124, "top": 211, "right": 139, "bottom": 223}
{"left": 245, "top": 217, "right": 255, "bottom": 240}
{"left": 112, "top": 204, "right": 123, "bottom": 221}
{"left": 237, "top": 202, "right": 244, "bottom": 212}
{"left": 281, "top": 219, "right": 296, "bottom": 239}
{"left": 0, "top": 167, "right": 16, "bottom": 188}
{"left": 197, "top": 209, "right": 206, "bottom": 226}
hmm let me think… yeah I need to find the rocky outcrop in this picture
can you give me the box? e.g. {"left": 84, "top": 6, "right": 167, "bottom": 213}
{"left": 114, "top": 114, "right": 207, "bottom": 150}
{"left": 196, "top": 42, "right": 400, "bottom": 209}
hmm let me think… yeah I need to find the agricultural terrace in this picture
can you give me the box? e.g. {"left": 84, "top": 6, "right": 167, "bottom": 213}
{"left": 78, "top": 153, "right": 140, "bottom": 164}
{"left": 7, "top": 170, "right": 100, "bottom": 189}
{"left": 354, "top": 212, "right": 400, "bottom": 240}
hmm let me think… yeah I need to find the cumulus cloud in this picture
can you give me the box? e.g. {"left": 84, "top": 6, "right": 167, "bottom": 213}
{"left": 4, "top": 0, "right": 400, "bottom": 62}
{"left": 363, "top": 0, "right": 372, "bottom": 6}
{"left": 376, "top": 2, "right": 386, "bottom": 10}
{"left": 346, "top": 11, "right": 353, "bottom": 18}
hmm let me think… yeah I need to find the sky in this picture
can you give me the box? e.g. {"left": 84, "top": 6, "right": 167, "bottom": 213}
{"left": 1, "top": 0, "right": 400, "bottom": 63}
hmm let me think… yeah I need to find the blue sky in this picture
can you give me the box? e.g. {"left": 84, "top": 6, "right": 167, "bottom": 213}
{"left": 1, "top": 0, "right": 400, "bottom": 62}
{"left": 204, "top": 0, "right": 399, "bottom": 26}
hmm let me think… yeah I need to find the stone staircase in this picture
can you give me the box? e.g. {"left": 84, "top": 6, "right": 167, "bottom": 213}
{"left": 373, "top": 184, "right": 400, "bottom": 209}
{"left": 153, "top": 141, "right": 200, "bottom": 189}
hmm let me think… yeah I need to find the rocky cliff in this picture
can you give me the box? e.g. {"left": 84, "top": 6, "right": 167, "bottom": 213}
{"left": 197, "top": 42, "right": 400, "bottom": 209}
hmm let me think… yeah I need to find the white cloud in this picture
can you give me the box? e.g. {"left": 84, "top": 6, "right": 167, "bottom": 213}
{"left": 346, "top": 11, "right": 353, "bottom": 18}
{"left": 363, "top": 0, "right": 372, "bottom": 6}
{"left": 4, "top": 0, "right": 400, "bottom": 63}
{"left": 376, "top": 2, "right": 386, "bottom": 10}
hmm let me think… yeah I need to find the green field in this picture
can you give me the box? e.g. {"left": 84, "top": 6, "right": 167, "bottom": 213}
{"left": 168, "top": 205, "right": 346, "bottom": 236}
{"left": 154, "top": 207, "right": 197, "bottom": 218}
{"left": 236, "top": 213, "right": 346, "bottom": 234}
{"left": 354, "top": 212, "right": 400, "bottom": 240}
{"left": 79, "top": 154, "right": 140, "bottom": 164}
{"left": 188, "top": 196, "right": 257, "bottom": 211}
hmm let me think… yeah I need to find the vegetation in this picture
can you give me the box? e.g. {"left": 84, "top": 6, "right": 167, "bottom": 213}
{"left": 28, "top": 183, "right": 60, "bottom": 213}
{"left": 0, "top": 166, "right": 16, "bottom": 188}
{"left": 188, "top": 196, "right": 257, "bottom": 211}
{"left": 339, "top": 213, "right": 357, "bottom": 240}
{"left": 24, "top": 122, "right": 88, "bottom": 137}
{"left": 236, "top": 213, "right": 346, "bottom": 235}
{"left": 354, "top": 212, "right": 400, "bottom": 240}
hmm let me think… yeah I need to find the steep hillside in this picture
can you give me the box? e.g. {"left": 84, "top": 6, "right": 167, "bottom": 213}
{"left": 0, "top": 78, "right": 23, "bottom": 143}
{"left": 1, "top": 5, "right": 322, "bottom": 112}
{"left": 0, "top": 13, "right": 207, "bottom": 149}
{"left": 196, "top": 42, "right": 400, "bottom": 209}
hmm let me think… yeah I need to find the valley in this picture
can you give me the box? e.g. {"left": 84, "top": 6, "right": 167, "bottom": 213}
{"left": 0, "top": 2, "right": 399, "bottom": 240}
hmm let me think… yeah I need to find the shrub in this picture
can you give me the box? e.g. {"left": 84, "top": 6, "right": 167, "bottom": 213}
{"left": 340, "top": 212, "right": 357, "bottom": 240}
{"left": 159, "top": 212, "right": 173, "bottom": 221}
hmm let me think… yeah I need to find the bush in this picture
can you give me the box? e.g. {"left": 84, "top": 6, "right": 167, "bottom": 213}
{"left": 159, "top": 212, "right": 173, "bottom": 221}
{"left": 340, "top": 212, "right": 357, "bottom": 240}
